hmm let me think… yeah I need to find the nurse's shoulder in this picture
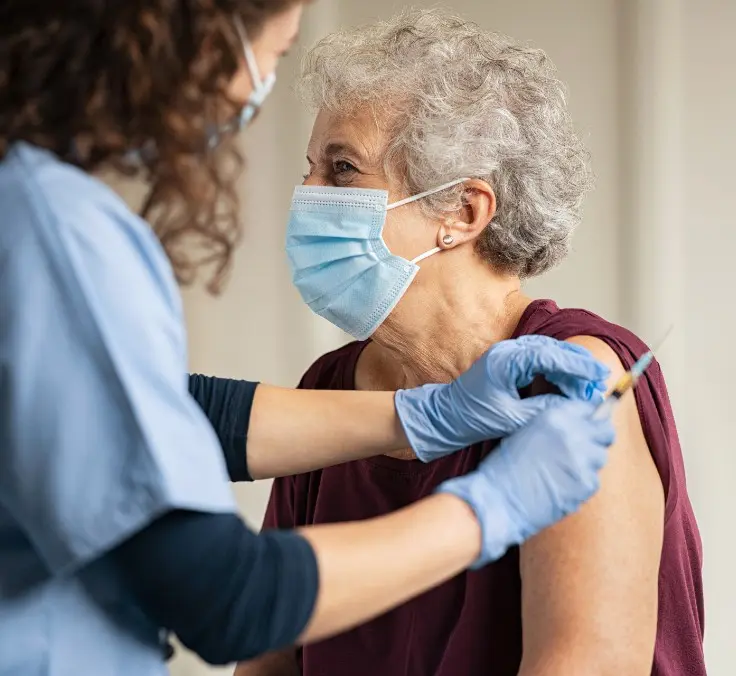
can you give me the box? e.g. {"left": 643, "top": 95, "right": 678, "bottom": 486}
{"left": 0, "top": 142, "right": 234, "bottom": 577}
{"left": 0, "top": 141, "right": 182, "bottom": 318}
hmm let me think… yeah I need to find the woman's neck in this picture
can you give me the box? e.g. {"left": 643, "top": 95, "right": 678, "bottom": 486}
{"left": 364, "top": 263, "right": 532, "bottom": 390}
{"left": 355, "top": 262, "right": 531, "bottom": 461}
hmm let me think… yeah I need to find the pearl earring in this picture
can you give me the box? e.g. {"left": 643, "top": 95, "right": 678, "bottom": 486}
{"left": 442, "top": 234, "right": 454, "bottom": 245}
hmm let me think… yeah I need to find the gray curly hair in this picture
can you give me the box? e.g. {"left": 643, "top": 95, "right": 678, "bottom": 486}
{"left": 296, "top": 8, "right": 593, "bottom": 277}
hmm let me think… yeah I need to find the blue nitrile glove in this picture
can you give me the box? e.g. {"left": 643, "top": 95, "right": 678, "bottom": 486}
{"left": 394, "top": 335, "right": 609, "bottom": 462}
{"left": 438, "top": 399, "right": 615, "bottom": 567}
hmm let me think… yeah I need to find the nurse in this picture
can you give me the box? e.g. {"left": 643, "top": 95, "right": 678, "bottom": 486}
{"left": 0, "top": 2, "right": 613, "bottom": 675}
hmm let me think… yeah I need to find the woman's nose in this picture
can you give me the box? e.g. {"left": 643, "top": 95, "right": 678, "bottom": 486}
{"left": 302, "top": 172, "right": 330, "bottom": 187}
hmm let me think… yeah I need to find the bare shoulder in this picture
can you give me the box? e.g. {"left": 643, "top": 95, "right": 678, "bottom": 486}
{"left": 565, "top": 335, "right": 626, "bottom": 381}
{"left": 517, "top": 333, "right": 665, "bottom": 674}
{"left": 565, "top": 334, "right": 654, "bottom": 443}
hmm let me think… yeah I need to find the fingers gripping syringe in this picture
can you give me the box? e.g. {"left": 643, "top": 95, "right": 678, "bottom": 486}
{"left": 592, "top": 326, "right": 673, "bottom": 420}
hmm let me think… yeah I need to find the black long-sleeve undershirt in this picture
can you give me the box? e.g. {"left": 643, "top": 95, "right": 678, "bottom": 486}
{"left": 112, "top": 510, "right": 319, "bottom": 665}
{"left": 109, "top": 375, "right": 316, "bottom": 665}
{"left": 188, "top": 374, "right": 258, "bottom": 482}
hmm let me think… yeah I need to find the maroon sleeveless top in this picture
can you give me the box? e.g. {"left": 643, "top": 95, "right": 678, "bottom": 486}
{"left": 263, "top": 300, "right": 705, "bottom": 675}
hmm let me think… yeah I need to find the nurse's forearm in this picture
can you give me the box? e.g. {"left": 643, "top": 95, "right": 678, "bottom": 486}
{"left": 297, "top": 492, "right": 481, "bottom": 643}
{"left": 235, "top": 495, "right": 481, "bottom": 671}
{"left": 246, "top": 385, "right": 408, "bottom": 480}
{"left": 114, "top": 496, "right": 480, "bottom": 665}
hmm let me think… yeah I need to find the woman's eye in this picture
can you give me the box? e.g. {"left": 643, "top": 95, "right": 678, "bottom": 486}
{"left": 333, "top": 160, "right": 357, "bottom": 175}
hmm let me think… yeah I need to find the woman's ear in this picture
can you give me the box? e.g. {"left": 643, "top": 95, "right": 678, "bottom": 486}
{"left": 437, "top": 179, "right": 496, "bottom": 249}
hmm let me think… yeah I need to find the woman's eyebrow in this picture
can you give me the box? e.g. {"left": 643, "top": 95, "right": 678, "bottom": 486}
{"left": 323, "top": 142, "right": 365, "bottom": 162}
{"left": 307, "top": 141, "right": 372, "bottom": 167}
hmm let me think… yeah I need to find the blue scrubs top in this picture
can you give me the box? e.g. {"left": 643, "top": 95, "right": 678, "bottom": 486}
{"left": 0, "top": 143, "right": 236, "bottom": 675}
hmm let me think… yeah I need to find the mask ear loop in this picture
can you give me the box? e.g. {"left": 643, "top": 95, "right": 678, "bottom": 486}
{"left": 410, "top": 248, "right": 441, "bottom": 264}
{"left": 234, "top": 16, "right": 263, "bottom": 89}
{"left": 386, "top": 177, "right": 469, "bottom": 211}
{"left": 388, "top": 178, "right": 470, "bottom": 264}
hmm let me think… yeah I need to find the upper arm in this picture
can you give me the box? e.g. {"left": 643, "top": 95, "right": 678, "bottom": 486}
{"left": 114, "top": 511, "right": 317, "bottom": 666}
{"left": 0, "top": 173, "right": 234, "bottom": 574}
{"left": 518, "top": 336, "right": 665, "bottom": 676}
{"left": 188, "top": 374, "right": 259, "bottom": 482}
{"left": 240, "top": 473, "right": 310, "bottom": 672}
{"left": 234, "top": 481, "right": 303, "bottom": 674}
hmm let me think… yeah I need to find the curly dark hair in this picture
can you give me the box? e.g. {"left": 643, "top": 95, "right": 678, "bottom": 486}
{"left": 0, "top": 0, "right": 305, "bottom": 292}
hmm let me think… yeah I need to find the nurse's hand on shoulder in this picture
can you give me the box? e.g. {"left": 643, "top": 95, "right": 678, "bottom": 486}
{"left": 395, "top": 335, "right": 610, "bottom": 462}
{"left": 439, "top": 398, "right": 615, "bottom": 566}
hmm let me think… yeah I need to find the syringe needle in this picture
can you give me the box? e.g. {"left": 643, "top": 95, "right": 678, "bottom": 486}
{"left": 650, "top": 324, "right": 675, "bottom": 355}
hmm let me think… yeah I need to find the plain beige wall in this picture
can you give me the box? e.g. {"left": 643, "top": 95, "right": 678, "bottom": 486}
{"left": 169, "top": 1, "right": 735, "bottom": 674}
{"left": 679, "top": 0, "right": 736, "bottom": 667}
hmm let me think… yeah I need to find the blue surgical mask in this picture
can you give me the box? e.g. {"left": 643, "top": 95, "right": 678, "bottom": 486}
{"left": 236, "top": 22, "right": 276, "bottom": 128}
{"left": 286, "top": 179, "right": 468, "bottom": 340}
{"left": 207, "top": 18, "right": 276, "bottom": 147}
{"left": 124, "top": 18, "right": 275, "bottom": 162}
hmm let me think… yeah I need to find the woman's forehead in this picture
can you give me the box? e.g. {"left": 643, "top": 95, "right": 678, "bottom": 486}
{"left": 307, "top": 108, "right": 386, "bottom": 163}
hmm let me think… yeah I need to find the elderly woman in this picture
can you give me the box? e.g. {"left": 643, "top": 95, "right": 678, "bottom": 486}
{"left": 236, "top": 9, "right": 704, "bottom": 676}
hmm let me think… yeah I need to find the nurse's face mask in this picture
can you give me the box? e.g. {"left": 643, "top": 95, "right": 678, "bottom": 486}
{"left": 207, "top": 17, "right": 276, "bottom": 146}
{"left": 286, "top": 178, "right": 468, "bottom": 341}
{"left": 125, "top": 17, "right": 276, "bottom": 163}
{"left": 231, "top": 16, "right": 277, "bottom": 129}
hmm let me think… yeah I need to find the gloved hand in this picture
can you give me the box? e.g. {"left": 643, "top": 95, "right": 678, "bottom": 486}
{"left": 394, "top": 335, "right": 609, "bottom": 462}
{"left": 438, "top": 399, "right": 615, "bottom": 567}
